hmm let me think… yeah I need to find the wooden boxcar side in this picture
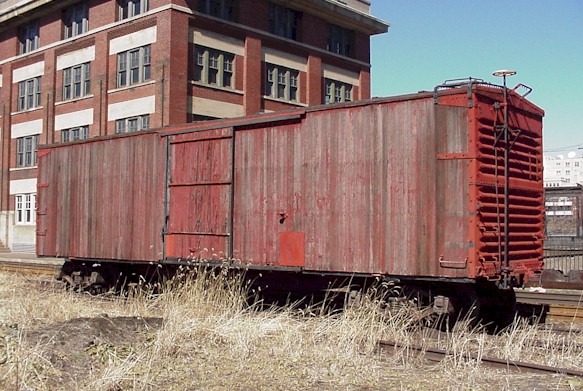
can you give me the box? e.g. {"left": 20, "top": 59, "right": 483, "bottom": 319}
{"left": 37, "top": 84, "right": 544, "bottom": 285}
{"left": 37, "top": 132, "right": 165, "bottom": 262}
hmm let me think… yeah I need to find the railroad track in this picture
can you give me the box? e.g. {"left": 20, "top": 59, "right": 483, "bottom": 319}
{"left": 515, "top": 290, "right": 583, "bottom": 323}
{"left": 377, "top": 340, "right": 583, "bottom": 377}
{"left": 0, "top": 259, "right": 61, "bottom": 277}
{"left": 515, "top": 290, "right": 583, "bottom": 306}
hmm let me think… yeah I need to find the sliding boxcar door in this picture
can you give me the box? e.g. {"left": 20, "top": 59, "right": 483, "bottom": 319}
{"left": 164, "top": 128, "right": 234, "bottom": 261}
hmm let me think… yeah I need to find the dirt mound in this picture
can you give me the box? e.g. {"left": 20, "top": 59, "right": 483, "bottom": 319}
{"left": 24, "top": 315, "right": 162, "bottom": 388}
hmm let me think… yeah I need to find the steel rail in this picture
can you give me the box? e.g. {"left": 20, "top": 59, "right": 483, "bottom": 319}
{"left": 515, "top": 290, "right": 583, "bottom": 307}
{"left": 378, "top": 340, "right": 583, "bottom": 377}
{"left": 0, "top": 260, "right": 60, "bottom": 277}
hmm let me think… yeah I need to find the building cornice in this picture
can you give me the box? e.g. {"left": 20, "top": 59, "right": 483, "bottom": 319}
{"left": 271, "top": 0, "right": 388, "bottom": 35}
{"left": 0, "top": 0, "right": 389, "bottom": 35}
{"left": 0, "top": 0, "right": 80, "bottom": 29}
{"left": 1, "top": 4, "right": 373, "bottom": 69}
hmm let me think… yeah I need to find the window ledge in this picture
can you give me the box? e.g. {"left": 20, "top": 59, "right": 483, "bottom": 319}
{"left": 262, "top": 95, "right": 308, "bottom": 107}
{"left": 107, "top": 80, "right": 155, "bottom": 94}
{"left": 10, "top": 166, "right": 37, "bottom": 172}
{"left": 191, "top": 81, "right": 244, "bottom": 95}
{"left": 11, "top": 106, "right": 44, "bottom": 116}
{"left": 55, "top": 94, "right": 94, "bottom": 106}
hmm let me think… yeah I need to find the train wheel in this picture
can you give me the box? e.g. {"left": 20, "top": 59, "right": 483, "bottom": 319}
{"left": 402, "top": 283, "right": 480, "bottom": 331}
{"left": 88, "top": 284, "right": 106, "bottom": 296}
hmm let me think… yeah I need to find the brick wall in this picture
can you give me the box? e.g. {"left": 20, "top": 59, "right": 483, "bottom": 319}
{"left": 0, "top": 0, "right": 380, "bottom": 251}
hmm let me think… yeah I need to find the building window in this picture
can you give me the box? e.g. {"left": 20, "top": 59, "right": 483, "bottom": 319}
{"left": 63, "top": 62, "right": 90, "bottom": 100}
{"left": 265, "top": 64, "right": 299, "bottom": 102}
{"left": 63, "top": 3, "right": 88, "bottom": 39}
{"left": 325, "top": 79, "right": 352, "bottom": 104}
{"left": 115, "top": 114, "right": 150, "bottom": 133}
{"left": 62, "top": 126, "right": 89, "bottom": 142}
{"left": 117, "top": 45, "right": 151, "bottom": 87}
{"left": 118, "top": 0, "right": 148, "bottom": 20}
{"left": 268, "top": 3, "right": 300, "bottom": 40}
{"left": 18, "top": 20, "right": 40, "bottom": 54}
{"left": 566, "top": 170, "right": 571, "bottom": 175}
{"left": 17, "top": 77, "right": 42, "bottom": 111}
{"left": 194, "top": 46, "right": 234, "bottom": 88}
{"left": 327, "top": 24, "right": 353, "bottom": 57}
{"left": 566, "top": 162, "right": 571, "bottom": 167}
{"left": 15, "top": 193, "right": 36, "bottom": 224}
{"left": 16, "top": 135, "right": 40, "bottom": 168}
{"left": 198, "top": 0, "right": 236, "bottom": 21}
{"left": 576, "top": 162, "right": 580, "bottom": 167}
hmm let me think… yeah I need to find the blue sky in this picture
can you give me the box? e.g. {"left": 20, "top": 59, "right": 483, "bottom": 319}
{"left": 369, "top": 1, "right": 583, "bottom": 154}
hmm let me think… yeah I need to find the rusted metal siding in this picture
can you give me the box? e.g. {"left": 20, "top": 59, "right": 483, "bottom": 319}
{"left": 471, "top": 89, "right": 545, "bottom": 280}
{"left": 37, "top": 133, "right": 165, "bottom": 261}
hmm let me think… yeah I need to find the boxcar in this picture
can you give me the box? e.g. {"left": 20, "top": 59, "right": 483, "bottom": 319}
{"left": 37, "top": 80, "right": 545, "bottom": 325}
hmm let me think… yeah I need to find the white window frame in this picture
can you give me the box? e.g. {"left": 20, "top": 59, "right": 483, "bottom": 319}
{"left": 194, "top": 46, "right": 234, "bottom": 88}
{"left": 266, "top": 63, "right": 299, "bottom": 102}
{"left": 63, "top": 3, "right": 89, "bottom": 39}
{"left": 15, "top": 193, "right": 36, "bottom": 225}
{"left": 115, "top": 114, "right": 150, "bottom": 133}
{"left": 18, "top": 20, "right": 39, "bottom": 54}
{"left": 325, "top": 79, "right": 352, "bottom": 104}
{"left": 63, "top": 62, "right": 91, "bottom": 101}
{"left": 17, "top": 77, "right": 42, "bottom": 111}
{"left": 62, "top": 126, "right": 89, "bottom": 142}
{"left": 16, "top": 135, "right": 40, "bottom": 168}
{"left": 117, "top": 45, "right": 151, "bottom": 87}
{"left": 118, "top": 0, "right": 148, "bottom": 20}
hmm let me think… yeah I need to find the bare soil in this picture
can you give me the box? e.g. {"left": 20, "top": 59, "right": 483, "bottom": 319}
{"left": 23, "top": 316, "right": 162, "bottom": 389}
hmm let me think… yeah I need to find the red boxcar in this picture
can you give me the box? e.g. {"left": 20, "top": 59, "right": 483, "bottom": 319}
{"left": 37, "top": 80, "right": 544, "bottom": 323}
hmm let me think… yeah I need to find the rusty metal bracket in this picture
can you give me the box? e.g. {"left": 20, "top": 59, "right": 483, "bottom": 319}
{"left": 439, "top": 257, "right": 468, "bottom": 269}
{"left": 511, "top": 83, "right": 532, "bottom": 97}
{"left": 436, "top": 153, "right": 474, "bottom": 160}
{"left": 433, "top": 77, "right": 485, "bottom": 107}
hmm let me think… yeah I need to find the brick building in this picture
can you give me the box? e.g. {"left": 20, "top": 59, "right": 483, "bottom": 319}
{"left": 545, "top": 185, "right": 583, "bottom": 238}
{"left": 0, "top": 0, "right": 389, "bottom": 252}
{"left": 543, "top": 185, "right": 583, "bottom": 275}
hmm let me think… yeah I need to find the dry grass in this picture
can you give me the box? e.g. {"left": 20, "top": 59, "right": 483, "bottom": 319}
{"left": 0, "top": 270, "right": 582, "bottom": 390}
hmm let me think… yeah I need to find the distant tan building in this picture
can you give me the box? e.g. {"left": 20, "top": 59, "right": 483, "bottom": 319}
{"left": 544, "top": 152, "right": 583, "bottom": 187}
